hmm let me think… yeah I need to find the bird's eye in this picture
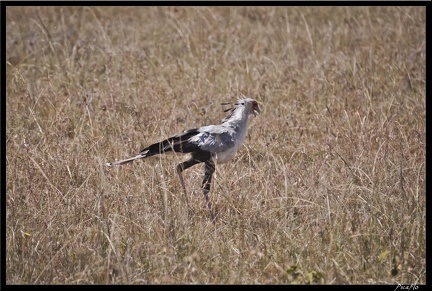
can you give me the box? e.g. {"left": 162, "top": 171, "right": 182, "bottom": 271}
{"left": 241, "top": 102, "right": 244, "bottom": 105}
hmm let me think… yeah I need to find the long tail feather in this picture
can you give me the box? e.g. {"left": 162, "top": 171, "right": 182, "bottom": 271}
{"left": 106, "top": 153, "right": 148, "bottom": 166}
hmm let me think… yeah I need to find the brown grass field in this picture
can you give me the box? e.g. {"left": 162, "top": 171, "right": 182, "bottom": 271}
{"left": 5, "top": 6, "right": 425, "bottom": 284}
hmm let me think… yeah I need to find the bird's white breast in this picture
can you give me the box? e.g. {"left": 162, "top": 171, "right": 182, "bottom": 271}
{"left": 213, "top": 146, "right": 238, "bottom": 163}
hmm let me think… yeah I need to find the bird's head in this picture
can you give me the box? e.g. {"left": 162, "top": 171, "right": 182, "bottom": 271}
{"left": 221, "top": 97, "right": 261, "bottom": 117}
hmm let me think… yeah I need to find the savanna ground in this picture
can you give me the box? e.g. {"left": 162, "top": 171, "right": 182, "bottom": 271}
{"left": 5, "top": 6, "right": 425, "bottom": 284}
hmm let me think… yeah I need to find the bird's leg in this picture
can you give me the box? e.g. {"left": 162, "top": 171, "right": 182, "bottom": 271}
{"left": 202, "top": 159, "right": 216, "bottom": 223}
{"left": 176, "top": 166, "right": 188, "bottom": 206}
{"left": 176, "top": 158, "right": 201, "bottom": 207}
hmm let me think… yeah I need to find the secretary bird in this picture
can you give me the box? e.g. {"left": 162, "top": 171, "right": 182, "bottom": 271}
{"left": 106, "top": 97, "right": 261, "bottom": 222}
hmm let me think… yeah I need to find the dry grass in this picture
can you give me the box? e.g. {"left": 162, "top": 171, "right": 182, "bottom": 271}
{"left": 6, "top": 6, "right": 425, "bottom": 284}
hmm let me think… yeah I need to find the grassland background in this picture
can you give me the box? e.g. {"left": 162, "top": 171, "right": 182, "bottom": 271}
{"left": 5, "top": 6, "right": 425, "bottom": 284}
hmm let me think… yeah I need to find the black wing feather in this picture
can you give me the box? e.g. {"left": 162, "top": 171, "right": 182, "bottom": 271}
{"left": 139, "top": 128, "right": 203, "bottom": 156}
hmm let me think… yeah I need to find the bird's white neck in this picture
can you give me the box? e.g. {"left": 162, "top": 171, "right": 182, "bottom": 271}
{"left": 222, "top": 106, "right": 250, "bottom": 127}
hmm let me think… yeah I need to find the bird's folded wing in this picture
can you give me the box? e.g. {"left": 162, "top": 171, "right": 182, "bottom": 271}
{"left": 189, "top": 126, "right": 235, "bottom": 153}
{"left": 139, "top": 128, "right": 202, "bottom": 154}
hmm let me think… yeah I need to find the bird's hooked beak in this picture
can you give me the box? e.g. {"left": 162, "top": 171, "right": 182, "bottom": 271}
{"left": 252, "top": 102, "right": 261, "bottom": 117}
